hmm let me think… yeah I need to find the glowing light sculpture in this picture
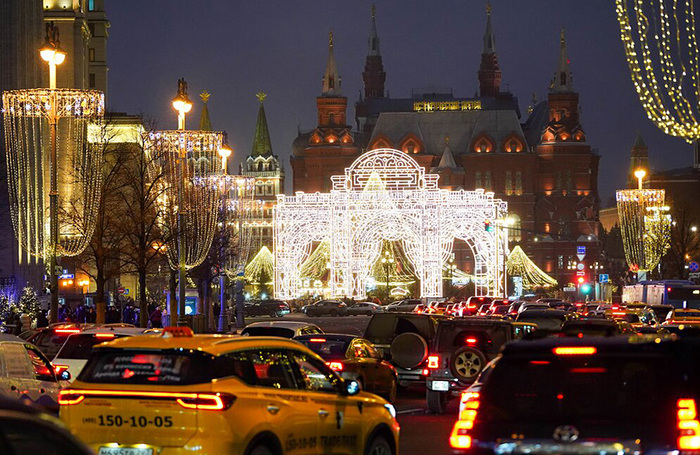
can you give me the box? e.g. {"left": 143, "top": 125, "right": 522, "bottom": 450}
{"left": 274, "top": 148, "right": 507, "bottom": 299}
{"left": 616, "top": 0, "right": 700, "bottom": 142}
{"left": 244, "top": 245, "right": 274, "bottom": 284}
{"left": 616, "top": 188, "right": 672, "bottom": 272}
{"left": 506, "top": 245, "right": 558, "bottom": 288}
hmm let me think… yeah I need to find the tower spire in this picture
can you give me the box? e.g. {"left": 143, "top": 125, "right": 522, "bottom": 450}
{"left": 199, "top": 91, "right": 212, "bottom": 131}
{"left": 483, "top": 1, "right": 495, "bottom": 54}
{"left": 368, "top": 4, "right": 380, "bottom": 56}
{"left": 252, "top": 91, "right": 273, "bottom": 157}
{"left": 322, "top": 31, "right": 341, "bottom": 96}
{"left": 478, "top": 1, "right": 501, "bottom": 97}
{"left": 551, "top": 27, "right": 573, "bottom": 93}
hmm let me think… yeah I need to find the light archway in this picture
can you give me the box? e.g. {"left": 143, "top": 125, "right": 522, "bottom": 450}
{"left": 274, "top": 148, "right": 507, "bottom": 299}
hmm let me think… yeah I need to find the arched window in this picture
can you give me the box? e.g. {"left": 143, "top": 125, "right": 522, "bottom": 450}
{"left": 505, "top": 171, "right": 512, "bottom": 195}
{"left": 484, "top": 171, "right": 492, "bottom": 191}
{"left": 515, "top": 171, "right": 523, "bottom": 195}
{"left": 475, "top": 171, "right": 482, "bottom": 189}
{"left": 508, "top": 214, "right": 522, "bottom": 242}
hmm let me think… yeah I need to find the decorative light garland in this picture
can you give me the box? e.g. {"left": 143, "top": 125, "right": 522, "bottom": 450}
{"left": 244, "top": 245, "right": 274, "bottom": 284}
{"left": 616, "top": 188, "right": 672, "bottom": 271}
{"left": 143, "top": 130, "right": 225, "bottom": 270}
{"left": 219, "top": 175, "right": 256, "bottom": 278}
{"left": 2, "top": 89, "right": 104, "bottom": 258}
{"left": 506, "top": 245, "right": 558, "bottom": 288}
{"left": 274, "top": 148, "right": 507, "bottom": 299}
{"left": 615, "top": 0, "right": 700, "bottom": 141}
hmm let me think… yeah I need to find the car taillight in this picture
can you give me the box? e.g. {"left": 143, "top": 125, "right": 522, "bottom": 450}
{"left": 678, "top": 398, "right": 700, "bottom": 450}
{"left": 465, "top": 337, "right": 478, "bottom": 345}
{"left": 552, "top": 346, "right": 597, "bottom": 356}
{"left": 94, "top": 333, "right": 115, "bottom": 339}
{"left": 55, "top": 328, "right": 80, "bottom": 334}
{"left": 450, "top": 397, "right": 480, "bottom": 449}
{"left": 176, "top": 393, "right": 236, "bottom": 411}
{"left": 58, "top": 390, "right": 85, "bottom": 405}
{"left": 326, "top": 361, "right": 344, "bottom": 371}
{"left": 422, "top": 368, "right": 429, "bottom": 376}
{"left": 428, "top": 355, "right": 440, "bottom": 369}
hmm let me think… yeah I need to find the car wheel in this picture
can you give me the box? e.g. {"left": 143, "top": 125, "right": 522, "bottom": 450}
{"left": 366, "top": 311, "right": 373, "bottom": 316}
{"left": 330, "top": 310, "right": 338, "bottom": 317}
{"left": 365, "top": 435, "right": 392, "bottom": 455}
{"left": 426, "top": 389, "right": 448, "bottom": 414}
{"left": 247, "top": 443, "right": 274, "bottom": 455}
{"left": 451, "top": 347, "right": 486, "bottom": 382}
{"left": 269, "top": 310, "right": 277, "bottom": 318}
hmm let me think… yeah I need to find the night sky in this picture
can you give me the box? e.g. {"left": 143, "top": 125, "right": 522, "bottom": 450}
{"left": 106, "top": 0, "right": 695, "bottom": 204}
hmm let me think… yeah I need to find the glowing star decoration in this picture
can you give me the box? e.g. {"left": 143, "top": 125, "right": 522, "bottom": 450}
{"left": 2, "top": 88, "right": 104, "bottom": 259}
{"left": 506, "top": 246, "right": 558, "bottom": 289}
{"left": 616, "top": 189, "right": 672, "bottom": 272}
{"left": 143, "top": 130, "right": 226, "bottom": 270}
{"left": 615, "top": 0, "right": 700, "bottom": 142}
{"left": 274, "top": 148, "right": 508, "bottom": 299}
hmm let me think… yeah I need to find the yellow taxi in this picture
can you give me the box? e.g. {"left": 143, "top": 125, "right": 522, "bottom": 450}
{"left": 59, "top": 327, "right": 399, "bottom": 455}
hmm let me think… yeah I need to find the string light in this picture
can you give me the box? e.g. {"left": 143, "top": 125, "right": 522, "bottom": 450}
{"left": 615, "top": 0, "right": 700, "bottom": 141}
{"left": 616, "top": 188, "right": 672, "bottom": 271}
{"left": 143, "top": 130, "right": 225, "bottom": 270}
{"left": 244, "top": 245, "right": 274, "bottom": 284}
{"left": 219, "top": 175, "right": 256, "bottom": 278}
{"left": 274, "top": 148, "right": 508, "bottom": 299}
{"left": 2, "top": 89, "right": 104, "bottom": 258}
{"left": 506, "top": 245, "right": 558, "bottom": 288}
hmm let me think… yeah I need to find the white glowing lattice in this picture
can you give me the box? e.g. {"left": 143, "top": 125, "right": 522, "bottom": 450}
{"left": 274, "top": 148, "right": 508, "bottom": 299}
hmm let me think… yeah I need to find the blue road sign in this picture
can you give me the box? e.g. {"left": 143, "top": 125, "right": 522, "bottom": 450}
{"left": 689, "top": 261, "right": 700, "bottom": 272}
{"left": 599, "top": 274, "right": 609, "bottom": 283}
{"left": 577, "top": 246, "right": 586, "bottom": 256}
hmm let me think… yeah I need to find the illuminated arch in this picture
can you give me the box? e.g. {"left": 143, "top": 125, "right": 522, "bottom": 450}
{"left": 399, "top": 133, "right": 423, "bottom": 154}
{"left": 472, "top": 133, "right": 495, "bottom": 153}
{"left": 370, "top": 133, "right": 393, "bottom": 150}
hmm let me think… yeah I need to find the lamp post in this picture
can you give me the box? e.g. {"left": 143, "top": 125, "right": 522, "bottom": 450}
{"left": 39, "top": 23, "right": 66, "bottom": 323}
{"left": 634, "top": 168, "right": 646, "bottom": 190}
{"left": 217, "top": 145, "right": 232, "bottom": 333}
{"left": 381, "top": 250, "right": 394, "bottom": 302}
{"left": 172, "top": 80, "right": 193, "bottom": 326}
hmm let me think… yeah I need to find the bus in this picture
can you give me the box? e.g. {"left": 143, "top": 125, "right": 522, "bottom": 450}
{"left": 623, "top": 280, "right": 700, "bottom": 308}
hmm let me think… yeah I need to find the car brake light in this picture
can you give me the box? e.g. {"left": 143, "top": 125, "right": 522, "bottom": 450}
{"left": 450, "top": 398, "right": 480, "bottom": 448}
{"left": 55, "top": 328, "right": 80, "bottom": 334}
{"left": 678, "top": 398, "right": 700, "bottom": 450}
{"left": 529, "top": 360, "right": 550, "bottom": 365}
{"left": 58, "top": 390, "right": 85, "bottom": 405}
{"left": 428, "top": 355, "right": 440, "bottom": 369}
{"left": 94, "top": 333, "right": 115, "bottom": 339}
{"left": 176, "top": 393, "right": 235, "bottom": 410}
{"left": 309, "top": 338, "right": 326, "bottom": 342}
{"left": 465, "top": 337, "right": 477, "bottom": 345}
{"left": 326, "top": 361, "right": 344, "bottom": 371}
{"left": 422, "top": 368, "right": 429, "bottom": 376}
{"left": 552, "top": 346, "right": 597, "bottom": 356}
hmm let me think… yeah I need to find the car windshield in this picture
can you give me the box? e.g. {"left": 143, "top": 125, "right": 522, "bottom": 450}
{"left": 55, "top": 334, "right": 129, "bottom": 359}
{"left": 672, "top": 310, "right": 700, "bottom": 319}
{"left": 79, "top": 349, "right": 217, "bottom": 385}
{"left": 242, "top": 327, "right": 295, "bottom": 338}
{"left": 482, "top": 354, "right": 672, "bottom": 424}
{"left": 296, "top": 338, "right": 350, "bottom": 360}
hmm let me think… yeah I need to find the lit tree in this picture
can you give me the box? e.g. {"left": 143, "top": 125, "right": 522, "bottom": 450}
{"left": 18, "top": 285, "right": 40, "bottom": 320}
{"left": 663, "top": 202, "right": 700, "bottom": 279}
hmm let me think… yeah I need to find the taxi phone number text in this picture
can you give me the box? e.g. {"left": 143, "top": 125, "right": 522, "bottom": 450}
{"left": 98, "top": 415, "right": 173, "bottom": 428}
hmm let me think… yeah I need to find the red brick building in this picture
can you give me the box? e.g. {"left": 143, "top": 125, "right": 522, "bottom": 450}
{"left": 291, "top": 7, "right": 602, "bottom": 287}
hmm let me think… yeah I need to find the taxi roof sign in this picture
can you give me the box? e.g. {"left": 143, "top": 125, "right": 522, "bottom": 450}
{"left": 163, "top": 326, "right": 194, "bottom": 338}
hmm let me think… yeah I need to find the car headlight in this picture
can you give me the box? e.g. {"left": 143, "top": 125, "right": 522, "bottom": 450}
{"left": 384, "top": 403, "right": 396, "bottom": 419}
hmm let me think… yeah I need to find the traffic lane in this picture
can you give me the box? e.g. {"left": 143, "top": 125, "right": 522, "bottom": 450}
{"left": 396, "top": 387, "right": 458, "bottom": 455}
{"left": 243, "top": 312, "right": 371, "bottom": 336}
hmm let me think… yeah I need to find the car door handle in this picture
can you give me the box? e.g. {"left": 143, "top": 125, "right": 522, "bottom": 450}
{"left": 267, "top": 405, "right": 280, "bottom": 415}
{"left": 318, "top": 409, "right": 330, "bottom": 418}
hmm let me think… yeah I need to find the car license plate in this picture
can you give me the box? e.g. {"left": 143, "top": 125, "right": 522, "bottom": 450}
{"left": 432, "top": 380, "right": 450, "bottom": 391}
{"left": 98, "top": 447, "right": 153, "bottom": 455}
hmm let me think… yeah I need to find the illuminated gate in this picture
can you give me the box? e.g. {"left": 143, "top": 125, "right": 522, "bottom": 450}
{"left": 274, "top": 148, "right": 507, "bottom": 299}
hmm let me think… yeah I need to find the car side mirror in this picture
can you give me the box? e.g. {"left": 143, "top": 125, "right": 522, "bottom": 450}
{"left": 59, "top": 370, "right": 71, "bottom": 381}
{"left": 343, "top": 379, "right": 361, "bottom": 396}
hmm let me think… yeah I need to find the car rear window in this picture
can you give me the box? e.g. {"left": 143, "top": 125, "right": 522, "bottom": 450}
{"left": 55, "top": 334, "right": 128, "bottom": 359}
{"left": 32, "top": 331, "right": 74, "bottom": 359}
{"left": 296, "top": 339, "right": 350, "bottom": 360}
{"left": 437, "top": 324, "right": 508, "bottom": 351}
{"left": 562, "top": 324, "right": 617, "bottom": 337}
{"left": 79, "top": 350, "right": 217, "bottom": 385}
{"left": 241, "top": 327, "right": 294, "bottom": 338}
{"left": 482, "top": 354, "right": 675, "bottom": 423}
{"left": 517, "top": 314, "right": 566, "bottom": 331}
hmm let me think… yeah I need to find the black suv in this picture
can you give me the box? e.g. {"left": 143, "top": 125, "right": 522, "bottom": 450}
{"left": 425, "top": 317, "right": 536, "bottom": 413}
{"left": 243, "top": 300, "right": 291, "bottom": 318}
{"left": 450, "top": 336, "right": 700, "bottom": 454}
{"left": 363, "top": 312, "right": 441, "bottom": 387}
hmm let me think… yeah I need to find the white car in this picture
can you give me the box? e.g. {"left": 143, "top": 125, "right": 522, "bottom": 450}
{"left": 0, "top": 334, "right": 68, "bottom": 412}
{"left": 52, "top": 327, "right": 161, "bottom": 382}
{"left": 240, "top": 321, "right": 324, "bottom": 338}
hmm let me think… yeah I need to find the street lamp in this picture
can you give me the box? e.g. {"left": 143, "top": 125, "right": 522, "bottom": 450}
{"left": 173, "top": 80, "right": 193, "bottom": 327}
{"left": 381, "top": 250, "right": 394, "bottom": 302}
{"left": 634, "top": 168, "right": 647, "bottom": 190}
{"left": 217, "top": 144, "right": 232, "bottom": 333}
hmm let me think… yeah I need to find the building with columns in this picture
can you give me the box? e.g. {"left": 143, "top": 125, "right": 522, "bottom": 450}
{"left": 291, "top": 5, "right": 603, "bottom": 287}
{"left": 241, "top": 93, "right": 285, "bottom": 252}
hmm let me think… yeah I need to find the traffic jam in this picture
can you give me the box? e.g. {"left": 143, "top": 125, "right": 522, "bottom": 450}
{"left": 1, "top": 280, "right": 700, "bottom": 454}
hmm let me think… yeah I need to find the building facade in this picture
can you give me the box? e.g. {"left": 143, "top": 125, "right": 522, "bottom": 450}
{"left": 241, "top": 93, "right": 285, "bottom": 252}
{"left": 291, "top": 6, "right": 603, "bottom": 288}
